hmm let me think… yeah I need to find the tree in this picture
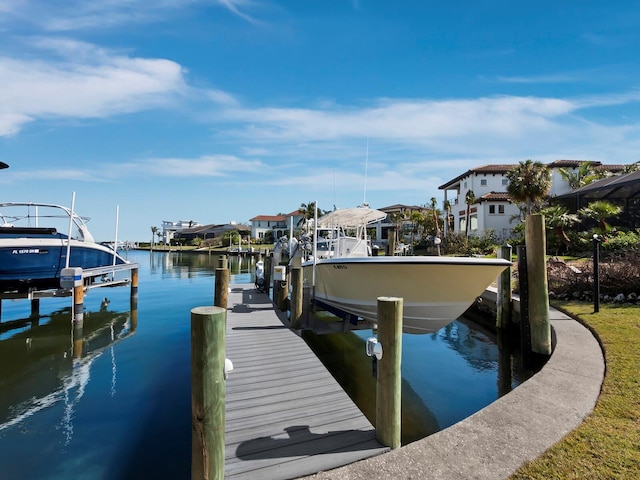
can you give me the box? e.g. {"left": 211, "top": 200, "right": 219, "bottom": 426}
{"left": 150, "top": 226, "right": 158, "bottom": 250}
{"left": 557, "top": 161, "right": 598, "bottom": 190}
{"left": 578, "top": 200, "right": 623, "bottom": 233}
{"left": 464, "top": 189, "right": 476, "bottom": 238}
{"left": 506, "top": 159, "right": 551, "bottom": 215}
{"left": 430, "top": 197, "right": 441, "bottom": 238}
{"left": 298, "top": 201, "right": 325, "bottom": 226}
{"left": 443, "top": 199, "right": 453, "bottom": 235}
{"left": 541, "top": 205, "right": 579, "bottom": 248}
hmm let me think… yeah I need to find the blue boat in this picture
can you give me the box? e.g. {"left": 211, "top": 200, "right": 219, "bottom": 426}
{"left": 0, "top": 202, "right": 129, "bottom": 293}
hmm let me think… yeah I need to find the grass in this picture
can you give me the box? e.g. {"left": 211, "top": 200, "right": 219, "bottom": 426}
{"left": 510, "top": 302, "right": 640, "bottom": 479}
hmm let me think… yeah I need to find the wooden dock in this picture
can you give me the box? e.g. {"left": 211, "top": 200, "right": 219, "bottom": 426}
{"left": 224, "top": 284, "right": 388, "bottom": 479}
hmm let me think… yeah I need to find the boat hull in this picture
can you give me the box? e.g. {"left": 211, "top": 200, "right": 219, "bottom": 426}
{"left": 303, "top": 256, "right": 511, "bottom": 334}
{"left": 0, "top": 233, "right": 128, "bottom": 292}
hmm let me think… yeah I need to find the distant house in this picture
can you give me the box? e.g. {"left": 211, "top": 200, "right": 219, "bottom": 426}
{"left": 174, "top": 223, "right": 251, "bottom": 245}
{"left": 161, "top": 220, "right": 201, "bottom": 244}
{"left": 250, "top": 210, "right": 305, "bottom": 241}
{"left": 438, "top": 160, "right": 627, "bottom": 240}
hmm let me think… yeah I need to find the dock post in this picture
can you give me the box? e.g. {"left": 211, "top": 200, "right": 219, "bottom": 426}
{"left": 496, "top": 244, "right": 513, "bottom": 329}
{"left": 388, "top": 229, "right": 396, "bottom": 256}
{"left": 190, "top": 306, "right": 226, "bottom": 480}
{"left": 277, "top": 274, "right": 289, "bottom": 312}
{"left": 130, "top": 268, "right": 139, "bottom": 304}
{"left": 525, "top": 214, "right": 551, "bottom": 356}
{"left": 376, "top": 296, "right": 403, "bottom": 449}
{"left": 264, "top": 254, "right": 272, "bottom": 294}
{"left": 218, "top": 255, "right": 228, "bottom": 270}
{"left": 214, "top": 262, "right": 229, "bottom": 309}
{"left": 290, "top": 267, "right": 303, "bottom": 329}
{"left": 73, "top": 284, "right": 84, "bottom": 326}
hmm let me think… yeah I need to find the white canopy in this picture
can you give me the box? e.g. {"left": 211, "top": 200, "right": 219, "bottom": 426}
{"left": 316, "top": 207, "right": 387, "bottom": 228}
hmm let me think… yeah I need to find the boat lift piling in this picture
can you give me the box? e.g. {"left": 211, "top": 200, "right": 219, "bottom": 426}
{"left": 0, "top": 263, "right": 139, "bottom": 328}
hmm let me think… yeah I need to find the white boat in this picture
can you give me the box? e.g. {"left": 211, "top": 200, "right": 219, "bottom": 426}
{"left": 0, "top": 202, "right": 129, "bottom": 293}
{"left": 299, "top": 206, "right": 512, "bottom": 334}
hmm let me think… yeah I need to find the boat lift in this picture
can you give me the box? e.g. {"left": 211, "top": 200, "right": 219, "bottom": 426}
{"left": 0, "top": 262, "right": 139, "bottom": 328}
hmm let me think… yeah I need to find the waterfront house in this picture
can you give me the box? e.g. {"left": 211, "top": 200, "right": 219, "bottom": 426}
{"left": 250, "top": 210, "right": 305, "bottom": 241}
{"left": 439, "top": 160, "right": 627, "bottom": 240}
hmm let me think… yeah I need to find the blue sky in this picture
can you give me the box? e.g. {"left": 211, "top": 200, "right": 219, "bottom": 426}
{"left": 1, "top": 1, "right": 639, "bottom": 242}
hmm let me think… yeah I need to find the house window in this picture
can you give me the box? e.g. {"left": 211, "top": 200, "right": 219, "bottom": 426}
{"left": 481, "top": 179, "right": 487, "bottom": 186}
{"left": 489, "top": 205, "right": 496, "bottom": 214}
{"left": 498, "top": 205, "right": 505, "bottom": 214}
{"left": 502, "top": 178, "right": 508, "bottom": 185}
{"left": 464, "top": 181, "right": 467, "bottom": 189}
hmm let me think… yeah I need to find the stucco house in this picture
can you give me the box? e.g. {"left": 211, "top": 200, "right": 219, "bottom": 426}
{"left": 438, "top": 160, "right": 627, "bottom": 240}
{"left": 250, "top": 209, "right": 305, "bottom": 241}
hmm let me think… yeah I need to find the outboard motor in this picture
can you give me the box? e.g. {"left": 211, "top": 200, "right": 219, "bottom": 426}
{"left": 255, "top": 260, "right": 266, "bottom": 293}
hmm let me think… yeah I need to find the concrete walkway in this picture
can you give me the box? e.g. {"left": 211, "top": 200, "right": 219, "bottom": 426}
{"left": 300, "top": 306, "right": 605, "bottom": 480}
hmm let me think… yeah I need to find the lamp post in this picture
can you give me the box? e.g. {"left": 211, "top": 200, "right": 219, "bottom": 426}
{"left": 593, "top": 234, "right": 600, "bottom": 313}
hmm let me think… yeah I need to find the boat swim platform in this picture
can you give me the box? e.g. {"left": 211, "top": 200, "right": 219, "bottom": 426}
{"left": 224, "top": 284, "right": 389, "bottom": 480}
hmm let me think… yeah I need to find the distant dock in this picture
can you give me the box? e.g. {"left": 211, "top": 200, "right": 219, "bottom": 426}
{"left": 224, "top": 284, "right": 388, "bottom": 479}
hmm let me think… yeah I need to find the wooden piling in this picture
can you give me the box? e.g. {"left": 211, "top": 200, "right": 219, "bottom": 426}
{"left": 496, "top": 244, "right": 513, "bottom": 329}
{"left": 277, "top": 272, "right": 289, "bottom": 312}
{"left": 290, "top": 267, "right": 303, "bottom": 329}
{"left": 388, "top": 229, "right": 397, "bottom": 256}
{"left": 525, "top": 214, "right": 551, "bottom": 356}
{"left": 130, "top": 267, "right": 139, "bottom": 302}
{"left": 214, "top": 264, "right": 229, "bottom": 310}
{"left": 376, "top": 296, "right": 403, "bottom": 449}
{"left": 191, "top": 306, "right": 226, "bottom": 480}
{"left": 73, "top": 283, "right": 84, "bottom": 326}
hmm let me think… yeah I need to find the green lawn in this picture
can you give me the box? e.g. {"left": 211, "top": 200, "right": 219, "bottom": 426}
{"left": 510, "top": 302, "right": 640, "bottom": 479}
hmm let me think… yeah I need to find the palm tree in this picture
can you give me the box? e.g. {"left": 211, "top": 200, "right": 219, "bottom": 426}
{"left": 430, "top": 197, "right": 441, "bottom": 238}
{"left": 150, "top": 226, "right": 158, "bottom": 250}
{"left": 541, "top": 205, "right": 578, "bottom": 247}
{"left": 557, "top": 161, "right": 598, "bottom": 190}
{"left": 464, "top": 189, "right": 476, "bottom": 238}
{"left": 409, "top": 210, "right": 424, "bottom": 247}
{"left": 578, "top": 200, "right": 623, "bottom": 233}
{"left": 506, "top": 159, "right": 551, "bottom": 215}
{"left": 443, "top": 199, "right": 453, "bottom": 235}
{"left": 298, "top": 201, "right": 324, "bottom": 226}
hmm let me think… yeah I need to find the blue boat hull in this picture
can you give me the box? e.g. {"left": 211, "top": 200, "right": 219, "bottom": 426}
{"left": 0, "top": 228, "right": 127, "bottom": 292}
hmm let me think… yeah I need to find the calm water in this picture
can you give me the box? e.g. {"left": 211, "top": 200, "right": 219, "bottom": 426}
{"left": 0, "top": 250, "right": 535, "bottom": 479}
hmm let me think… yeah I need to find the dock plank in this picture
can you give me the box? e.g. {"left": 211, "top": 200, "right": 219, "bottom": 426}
{"left": 224, "top": 284, "right": 388, "bottom": 479}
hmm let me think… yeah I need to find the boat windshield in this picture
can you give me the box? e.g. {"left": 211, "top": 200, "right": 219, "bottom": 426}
{"left": 0, "top": 203, "right": 92, "bottom": 241}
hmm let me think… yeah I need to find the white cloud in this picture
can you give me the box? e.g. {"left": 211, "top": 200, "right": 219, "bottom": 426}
{"left": 0, "top": 40, "right": 188, "bottom": 135}
{"left": 137, "top": 154, "right": 265, "bottom": 177}
{"left": 0, "top": 0, "right": 260, "bottom": 31}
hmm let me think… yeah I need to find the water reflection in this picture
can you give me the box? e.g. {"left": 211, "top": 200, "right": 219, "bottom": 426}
{"left": 0, "top": 306, "right": 136, "bottom": 441}
{"left": 304, "top": 312, "right": 537, "bottom": 445}
{"left": 148, "top": 251, "right": 258, "bottom": 283}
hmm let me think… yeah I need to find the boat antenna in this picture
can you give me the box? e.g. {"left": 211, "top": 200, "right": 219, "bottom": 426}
{"left": 363, "top": 138, "right": 369, "bottom": 207}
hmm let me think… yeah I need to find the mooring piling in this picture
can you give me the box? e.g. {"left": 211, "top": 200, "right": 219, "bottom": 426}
{"left": 496, "top": 244, "right": 513, "bottom": 330}
{"left": 190, "top": 306, "right": 227, "bottom": 480}
{"left": 290, "top": 266, "right": 303, "bottom": 329}
{"left": 375, "top": 296, "right": 403, "bottom": 449}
